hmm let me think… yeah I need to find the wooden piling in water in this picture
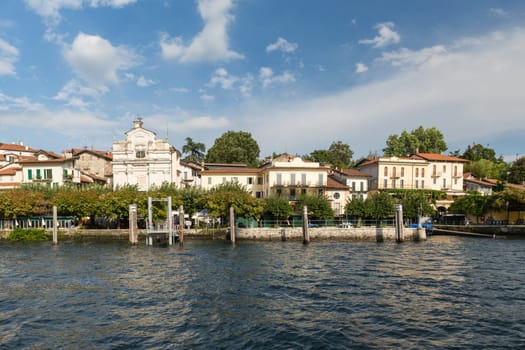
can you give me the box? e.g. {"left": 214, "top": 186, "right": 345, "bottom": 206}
{"left": 179, "top": 205, "right": 184, "bottom": 247}
{"left": 395, "top": 204, "right": 404, "bottom": 243}
{"left": 230, "top": 206, "right": 235, "bottom": 245}
{"left": 129, "top": 204, "right": 138, "bottom": 245}
{"left": 52, "top": 206, "right": 58, "bottom": 245}
{"left": 302, "top": 206, "right": 309, "bottom": 244}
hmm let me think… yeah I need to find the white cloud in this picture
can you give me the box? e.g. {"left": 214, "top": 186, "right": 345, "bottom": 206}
{"left": 200, "top": 94, "right": 215, "bottom": 102}
{"left": 239, "top": 75, "right": 254, "bottom": 97}
{"left": 208, "top": 67, "right": 238, "bottom": 89}
{"left": 0, "top": 38, "right": 19, "bottom": 76}
{"left": 53, "top": 79, "right": 106, "bottom": 107}
{"left": 145, "top": 113, "right": 230, "bottom": 134}
{"left": 0, "top": 91, "right": 42, "bottom": 111}
{"left": 24, "top": 0, "right": 137, "bottom": 23}
{"left": 137, "top": 76, "right": 155, "bottom": 87}
{"left": 238, "top": 28, "right": 525, "bottom": 157}
{"left": 160, "top": 0, "right": 243, "bottom": 63}
{"left": 259, "top": 67, "right": 295, "bottom": 88}
{"left": 63, "top": 32, "right": 138, "bottom": 88}
{"left": 355, "top": 62, "right": 368, "bottom": 73}
{"left": 380, "top": 45, "right": 447, "bottom": 68}
{"left": 266, "top": 37, "right": 298, "bottom": 53}
{"left": 490, "top": 8, "right": 508, "bottom": 17}
{"left": 359, "top": 22, "right": 401, "bottom": 48}
{"left": 171, "top": 87, "right": 189, "bottom": 93}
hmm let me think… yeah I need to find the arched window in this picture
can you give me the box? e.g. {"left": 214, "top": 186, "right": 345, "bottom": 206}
{"left": 384, "top": 167, "right": 388, "bottom": 177}
{"left": 393, "top": 167, "right": 397, "bottom": 177}
{"left": 415, "top": 168, "right": 419, "bottom": 177}
{"left": 401, "top": 167, "right": 405, "bottom": 177}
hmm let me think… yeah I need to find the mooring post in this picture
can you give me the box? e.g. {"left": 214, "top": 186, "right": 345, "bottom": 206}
{"left": 129, "top": 204, "right": 138, "bottom": 245}
{"left": 52, "top": 205, "right": 58, "bottom": 245}
{"left": 167, "top": 197, "right": 173, "bottom": 246}
{"left": 179, "top": 205, "right": 184, "bottom": 247}
{"left": 147, "top": 196, "right": 153, "bottom": 246}
{"left": 395, "top": 204, "right": 404, "bottom": 243}
{"left": 417, "top": 203, "right": 426, "bottom": 240}
{"left": 229, "top": 206, "right": 235, "bottom": 244}
{"left": 302, "top": 205, "right": 309, "bottom": 244}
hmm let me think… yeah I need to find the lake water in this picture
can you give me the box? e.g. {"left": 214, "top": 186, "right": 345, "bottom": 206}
{"left": 1, "top": 236, "right": 524, "bottom": 349}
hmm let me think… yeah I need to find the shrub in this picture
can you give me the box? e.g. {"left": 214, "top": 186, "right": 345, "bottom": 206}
{"left": 7, "top": 228, "right": 48, "bottom": 241}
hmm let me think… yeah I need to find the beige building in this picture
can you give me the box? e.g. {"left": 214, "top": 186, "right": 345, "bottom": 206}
{"left": 200, "top": 155, "right": 332, "bottom": 201}
{"left": 357, "top": 152, "right": 468, "bottom": 210}
{"left": 112, "top": 118, "right": 181, "bottom": 190}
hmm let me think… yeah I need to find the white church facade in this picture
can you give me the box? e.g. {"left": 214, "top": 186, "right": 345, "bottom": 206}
{"left": 112, "top": 118, "right": 181, "bottom": 190}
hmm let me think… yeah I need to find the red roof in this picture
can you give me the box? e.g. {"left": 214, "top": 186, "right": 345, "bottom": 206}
{"left": 326, "top": 176, "right": 349, "bottom": 190}
{"left": 0, "top": 168, "right": 17, "bottom": 175}
{"left": 201, "top": 168, "right": 261, "bottom": 175}
{"left": 337, "top": 168, "right": 371, "bottom": 177}
{"left": 411, "top": 153, "right": 469, "bottom": 162}
{"left": 0, "top": 143, "right": 37, "bottom": 153}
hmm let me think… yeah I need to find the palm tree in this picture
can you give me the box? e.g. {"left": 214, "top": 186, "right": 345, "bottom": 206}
{"left": 182, "top": 137, "right": 206, "bottom": 163}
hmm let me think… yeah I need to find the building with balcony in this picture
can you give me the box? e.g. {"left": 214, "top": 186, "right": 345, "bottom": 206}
{"left": 19, "top": 150, "right": 81, "bottom": 187}
{"left": 357, "top": 152, "right": 468, "bottom": 210}
{"left": 200, "top": 155, "right": 332, "bottom": 201}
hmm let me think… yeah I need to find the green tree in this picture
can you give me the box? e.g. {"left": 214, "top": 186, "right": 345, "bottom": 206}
{"left": 507, "top": 157, "right": 525, "bottom": 184}
{"left": 182, "top": 137, "right": 206, "bottom": 163}
{"left": 263, "top": 196, "right": 293, "bottom": 221}
{"left": 206, "top": 130, "right": 260, "bottom": 167}
{"left": 295, "top": 194, "right": 334, "bottom": 220}
{"left": 205, "top": 182, "right": 263, "bottom": 220}
{"left": 306, "top": 141, "right": 354, "bottom": 168}
{"left": 462, "top": 143, "right": 498, "bottom": 162}
{"left": 395, "top": 190, "right": 437, "bottom": 221}
{"left": 465, "top": 159, "right": 509, "bottom": 180}
{"left": 364, "top": 191, "right": 396, "bottom": 223}
{"left": 383, "top": 126, "right": 447, "bottom": 156}
{"left": 345, "top": 197, "right": 366, "bottom": 226}
{"left": 99, "top": 185, "right": 144, "bottom": 228}
{"left": 2, "top": 189, "right": 49, "bottom": 218}
{"left": 449, "top": 191, "right": 490, "bottom": 223}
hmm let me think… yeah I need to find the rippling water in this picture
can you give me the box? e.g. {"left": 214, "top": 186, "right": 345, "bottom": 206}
{"left": 1, "top": 236, "right": 524, "bottom": 349}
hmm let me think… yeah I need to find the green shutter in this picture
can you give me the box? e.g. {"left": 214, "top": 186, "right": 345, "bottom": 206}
{"left": 28, "top": 169, "right": 32, "bottom": 180}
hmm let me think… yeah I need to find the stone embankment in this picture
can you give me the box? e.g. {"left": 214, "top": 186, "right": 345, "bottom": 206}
{"left": 1, "top": 227, "right": 423, "bottom": 242}
{"left": 235, "top": 227, "right": 422, "bottom": 241}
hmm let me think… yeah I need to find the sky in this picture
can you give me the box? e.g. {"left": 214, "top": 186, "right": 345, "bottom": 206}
{"left": 1, "top": 0, "right": 525, "bottom": 162}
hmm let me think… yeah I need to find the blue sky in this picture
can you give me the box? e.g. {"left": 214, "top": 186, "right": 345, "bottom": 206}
{"left": 1, "top": 0, "right": 524, "bottom": 161}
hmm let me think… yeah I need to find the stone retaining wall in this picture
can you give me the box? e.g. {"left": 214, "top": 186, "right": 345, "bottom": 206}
{"left": 236, "top": 227, "right": 422, "bottom": 242}
{"left": 1, "top": 227, "right": 423, "bottom": 242}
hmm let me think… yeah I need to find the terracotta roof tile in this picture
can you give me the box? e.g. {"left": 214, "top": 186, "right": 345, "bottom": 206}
{"left": 326, "top": 176, "right": 349, "bottom": 189}
{"left": 336, "top": 168, "right": 371, "bottom": 177}
{"left": 412, "top": 153, "right": 469, "bottom": 162}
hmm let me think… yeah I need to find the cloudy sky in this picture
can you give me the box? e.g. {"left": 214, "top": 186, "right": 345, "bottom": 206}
{"left": 1, "top": 0, "right": 524, "bottom": 161}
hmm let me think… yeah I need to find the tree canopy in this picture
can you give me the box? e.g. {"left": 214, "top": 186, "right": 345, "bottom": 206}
{"left": 507, "top": 157, "right": 525, "bottom": 184}
{"left": 306, "top": 141, "right": 354, "bottom": 168}
{"left": 182, "top": 137, "right": 206, "bottom": 163}
{"left": 461, "top": 143, "right": 499, "bottom": 162}
{"left": 383, "top": 126, "right": 447, "bottom": 156}
{"left": 206, "top": 130, "right": 260, "bottom": 167}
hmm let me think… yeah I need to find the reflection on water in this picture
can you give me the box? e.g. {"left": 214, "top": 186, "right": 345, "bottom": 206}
{"left": 1, "top": 236, "right": 525, "bottom": 349}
